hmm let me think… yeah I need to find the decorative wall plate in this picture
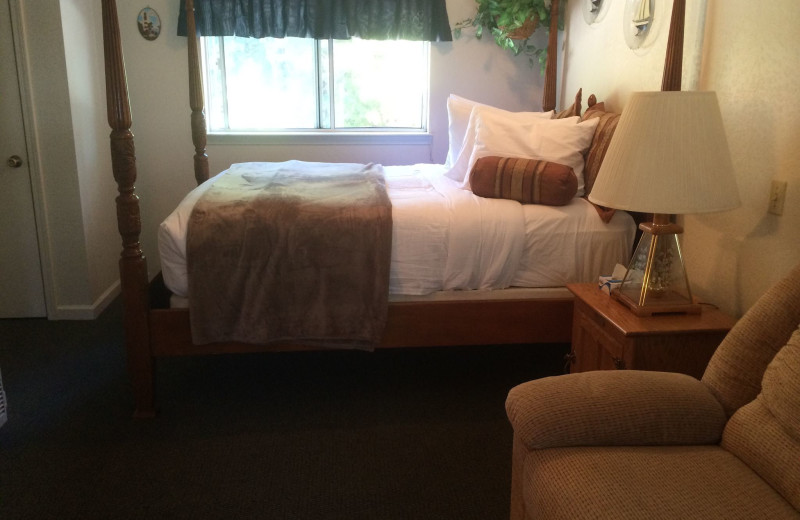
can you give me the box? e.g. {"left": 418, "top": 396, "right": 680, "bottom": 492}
{"left": 622, "top": 0, "right": 661, "bottom": 51}
{"left": 582, "top": 0, "right": 610, "bottom": 25}
{"left": 137, "top": 7, "right": 161, "bottom": 41}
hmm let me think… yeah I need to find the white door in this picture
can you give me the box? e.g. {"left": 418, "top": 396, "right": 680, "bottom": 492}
{"left": 0, "top": 0, "right": 46, "bottom": 318}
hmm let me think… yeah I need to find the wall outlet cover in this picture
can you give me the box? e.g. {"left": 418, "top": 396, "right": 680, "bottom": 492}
{"left": 768, "top": 180, "right": 787, "bottom": 216}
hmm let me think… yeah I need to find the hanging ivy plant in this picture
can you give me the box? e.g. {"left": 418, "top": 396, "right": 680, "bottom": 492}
{"left": 453, "top": 0, "right": 567, "bottom": 73}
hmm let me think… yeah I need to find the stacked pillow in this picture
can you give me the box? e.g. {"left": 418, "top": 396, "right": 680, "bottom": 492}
{"left": 444, "top": 95, "right": 552, "bottom": 168}
{"left": 580, "top": 101, "right": 622, "bottom": 222}
{"left": 444, "top": 95, "right": 482, "bottom": 169}
{"left": 443, "top": 94, "right": 599, "bottom": 201}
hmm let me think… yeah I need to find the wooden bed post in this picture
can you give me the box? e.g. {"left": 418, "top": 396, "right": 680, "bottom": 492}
{"left": 186, "top": 0, "right": 209, "bottom": 185}
{"left": 541, "top": 0, "right": 560, "bottom": 112}
{"left": 661, "top": 0, "right": 685, "bottom": 91}
{"left": 102, "top": 0, "right": 156, "bottom": 418}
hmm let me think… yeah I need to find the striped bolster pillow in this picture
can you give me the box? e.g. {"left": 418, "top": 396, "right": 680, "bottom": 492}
{"left": 469, "top": 156, "right": 578, "bottom": 206}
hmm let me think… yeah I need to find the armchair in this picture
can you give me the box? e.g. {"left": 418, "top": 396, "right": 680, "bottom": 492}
{"left": 506, "top": 263, "right": 800, "bottom": 519}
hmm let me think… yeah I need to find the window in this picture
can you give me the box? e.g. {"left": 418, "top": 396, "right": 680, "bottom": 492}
{"left": 202, "top": 37, "right": 429, "bottom": 133}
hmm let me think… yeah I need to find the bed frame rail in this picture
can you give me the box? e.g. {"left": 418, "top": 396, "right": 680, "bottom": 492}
{"left": 148, "top": 299, "right": 573, "bottom": 357}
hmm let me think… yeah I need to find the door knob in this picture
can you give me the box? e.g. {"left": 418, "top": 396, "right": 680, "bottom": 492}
{"left": 6, "top": 155, "right": 23, "bottom": 168}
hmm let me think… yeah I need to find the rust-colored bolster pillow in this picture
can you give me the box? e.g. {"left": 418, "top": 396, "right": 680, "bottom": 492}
{"left": 469, "top": 156, "right": 578, "bottom": 206}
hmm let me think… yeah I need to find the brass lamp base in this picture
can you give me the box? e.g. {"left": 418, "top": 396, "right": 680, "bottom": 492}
{"left": 614, "top": 214, "right": 701, "bottom": 317}
{"left": 611, "top": 287, "right": 702, "bottom": 317}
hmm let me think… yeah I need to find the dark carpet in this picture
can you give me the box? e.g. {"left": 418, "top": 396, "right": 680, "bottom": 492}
{"left": 0, "top": 300, "right": 568, "bottom": 519}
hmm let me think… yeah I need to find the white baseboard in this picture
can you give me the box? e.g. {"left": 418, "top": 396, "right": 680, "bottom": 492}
{"left": 49, "top": 280, "right": 121, "bottom": 320}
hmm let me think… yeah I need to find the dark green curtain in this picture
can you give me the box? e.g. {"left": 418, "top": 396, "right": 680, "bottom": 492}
{"left": 177, "top": 0, "right": 452, "bottom": 41}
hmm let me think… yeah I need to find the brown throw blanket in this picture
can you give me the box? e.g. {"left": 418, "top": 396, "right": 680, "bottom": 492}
{"left": 186, "top": 161, "right": 392, "bottom": 349}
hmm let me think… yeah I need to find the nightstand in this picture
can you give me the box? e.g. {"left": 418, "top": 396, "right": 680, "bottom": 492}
{"left": 566, "top": 283, "right": 736, "bottom": 378}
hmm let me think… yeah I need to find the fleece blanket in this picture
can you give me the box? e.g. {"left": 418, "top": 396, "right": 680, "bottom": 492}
{"left": 186, "top": 161, "right": 392, "bottom": 349}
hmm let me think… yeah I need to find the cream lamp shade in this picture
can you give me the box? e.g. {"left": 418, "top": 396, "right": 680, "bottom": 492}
{"left": 589, "top": 91, "right": 740, "bottom": 316}
{"left": 589, "top": 91, "right": 740, "bottom": 214}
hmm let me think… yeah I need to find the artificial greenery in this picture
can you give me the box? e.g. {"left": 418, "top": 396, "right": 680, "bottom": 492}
{"left": 453, "top": 0, "right": 566, "bottom": 73}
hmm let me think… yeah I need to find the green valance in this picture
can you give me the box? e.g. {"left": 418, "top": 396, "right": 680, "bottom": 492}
{"left": 177, "top": 0, "right": 452, "bottom": 41}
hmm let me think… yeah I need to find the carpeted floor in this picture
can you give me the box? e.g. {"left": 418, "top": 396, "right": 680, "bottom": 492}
{"left": 0, "top": 299, "right": 568, "bottom": 519}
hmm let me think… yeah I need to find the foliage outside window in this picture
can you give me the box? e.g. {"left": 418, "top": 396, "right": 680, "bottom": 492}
{"left": 202, "top": 36, "right": 430, "bottom": 133}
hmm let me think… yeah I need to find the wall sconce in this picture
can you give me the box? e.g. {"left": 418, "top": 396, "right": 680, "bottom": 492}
{"left": 623, "top": 0, "right": 659, "bottom": 50}
{"left": 583, "top": 0, "right": 609, "bottom": 25}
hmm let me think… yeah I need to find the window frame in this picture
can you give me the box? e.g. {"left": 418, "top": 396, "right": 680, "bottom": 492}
{"left": 200, "top": 35, "right": 432, "bottom": 142}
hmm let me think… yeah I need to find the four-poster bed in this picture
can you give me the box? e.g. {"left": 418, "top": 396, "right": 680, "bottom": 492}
{"left": 101, "top": 0, "right": 675, "bottom": 418}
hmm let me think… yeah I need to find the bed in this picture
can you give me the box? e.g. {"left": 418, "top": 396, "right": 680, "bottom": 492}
{"left": 160, "top": 163, "right": 635, "bottom": 305}
{"left": 101, "top": 0, "right": 684, "bottom": 417}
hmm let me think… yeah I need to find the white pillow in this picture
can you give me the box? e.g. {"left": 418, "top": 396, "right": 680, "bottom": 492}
{"left": 445, "top": 95, "right": 483, "bottom": 168}
{"left": 444, "top": 95, "right": 552, "bottom": 168}
{"left": 454, "top": 111, "right": 600, "bottom": 196}
{"left": 445, "top": 104, "right": 555, "bottom": 183}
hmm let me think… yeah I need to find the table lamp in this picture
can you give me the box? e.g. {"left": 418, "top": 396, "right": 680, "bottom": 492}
{"left": 589, "top": 91, "right": 740, "bottom": 316}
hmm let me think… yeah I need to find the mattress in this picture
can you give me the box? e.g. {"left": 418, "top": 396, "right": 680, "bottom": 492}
{"left": 158, "top": 162, "right": 635, "bottom": 302}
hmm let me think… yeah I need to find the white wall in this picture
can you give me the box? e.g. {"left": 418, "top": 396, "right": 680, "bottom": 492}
{"left": 560, "top": 0, "right": 708, "bottom": 112}
{"left": 59, "top": 0, "right": 120, "bottom": 308}
{"left": 682, "top": 0, "right": 800, "bottom": 316}
{"left": 16, "top": 0, "right": 93, "bottom": 317}
{"left": 561, "top": 0, "right": 800, "bottom": 317}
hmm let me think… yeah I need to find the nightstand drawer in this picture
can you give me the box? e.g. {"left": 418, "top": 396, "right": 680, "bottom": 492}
{"left": 567, "top": 283, "right": 735, "bottom": 377}
{"left": 576, "top": 300, "right": 622, "bottom": 341}
{"left": 576, "top": 307, "right": 624, "bottom": 359}
{"left": 572, "top": 301, "right": 627, "bottom": 372}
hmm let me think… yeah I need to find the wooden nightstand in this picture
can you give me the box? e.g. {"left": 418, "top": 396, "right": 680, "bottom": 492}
{"left": 566, "top": 283, "right": 736, "bottom": 378}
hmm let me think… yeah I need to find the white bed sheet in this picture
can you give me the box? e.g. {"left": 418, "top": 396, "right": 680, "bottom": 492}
{"left": 158, "top": 162, "right": 635, "bottom": 301}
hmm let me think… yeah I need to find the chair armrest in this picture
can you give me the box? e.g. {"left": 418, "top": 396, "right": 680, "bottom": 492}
{"left": 506, "top": 370, "right": 727, "bottom": 451}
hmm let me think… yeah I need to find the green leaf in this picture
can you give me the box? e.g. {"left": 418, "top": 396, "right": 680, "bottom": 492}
{"left": 451, "top": 0, "right": 568, "bottom": 72}
{"left": 537, "top": 6, "right": 547, "bottom": 21}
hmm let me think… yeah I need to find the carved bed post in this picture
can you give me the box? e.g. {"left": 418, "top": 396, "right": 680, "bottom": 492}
{"left": 186, "top": 0, "right": 209, "bottom": 185}
{"left": 541, "top": 0, "right": 560, "bottom": 111}
{"left": 102, "top": 0, "right": 155, "bottom": 418}
{"left": 661, "top": 0, "right": 685, "bottom": 91}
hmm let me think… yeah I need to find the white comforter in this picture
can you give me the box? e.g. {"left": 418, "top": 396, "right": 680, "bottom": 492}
{"left": 158, "top": 162, "right": 635, "bottom": 299}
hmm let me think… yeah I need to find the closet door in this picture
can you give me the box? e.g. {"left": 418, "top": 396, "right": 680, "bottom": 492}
{"left": 0, "top": 0, "right": 46, "bottom": 318}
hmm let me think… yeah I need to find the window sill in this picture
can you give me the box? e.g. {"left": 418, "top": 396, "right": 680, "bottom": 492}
{"left": 207, "top": 132, "right": 433, "bottom": 146}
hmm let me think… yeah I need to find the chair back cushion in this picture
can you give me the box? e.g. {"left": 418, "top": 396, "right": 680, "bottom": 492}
{"left": 721, "top": 325, "right": 800, "bottom": 510}
{"left": 703, "top": 263, "right": 800, "bottom": 417}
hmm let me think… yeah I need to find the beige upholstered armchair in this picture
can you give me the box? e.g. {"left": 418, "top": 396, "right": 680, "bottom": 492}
{"left": 506, "top": 263, "right": 800, "bottom": 519}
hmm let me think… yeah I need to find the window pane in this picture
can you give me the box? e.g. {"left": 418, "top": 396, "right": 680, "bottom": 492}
{"left": 332, "top": 39, "right": 427, "bottom": 129}
{"left": 317, "top": 40, "right": 331, "bottom": 129}
{"left": 201, "top": 37, "right": 428, "bottom": 132}
{"left": 202, "top": 38, "right": 226, "bottom": 130}
{"left": 220, "top": 37, "right": 318, "bottom": 130}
